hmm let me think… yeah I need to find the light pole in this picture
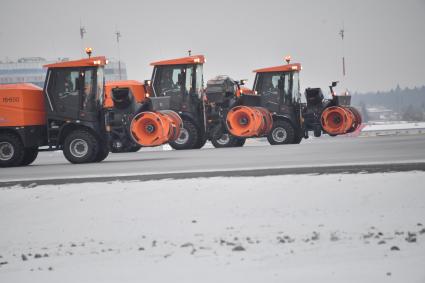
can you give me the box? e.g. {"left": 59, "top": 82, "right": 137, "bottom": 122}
{"left": 339, "top": 27, "right": 345, "bottom": 77}
{"left": 80, "top": 20, "right": 86, "bottom": 56}
{"left": 115, "top": 30, "right": 122, "bottom": 80}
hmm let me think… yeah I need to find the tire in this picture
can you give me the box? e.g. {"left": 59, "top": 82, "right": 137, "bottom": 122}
{"left": 231, "top": 138, "right": 246, "bottom": 147}
{"left": 267, "top": 120, "right": 295, "bottom": 145}
{"left": 0, "top": 133, "right": 25, "bottom": 167}
{"left": 111, "top": 145, "right": 141, "bottom": 153}
{"left": 210, "top": 125, "right": 242, "bottom": 148}
{"left": 94, "top": 143, "right": 109, "bottom": 162}
{"left": 21, "top": 147, "right": 39, "bottom": 166}
{"left": 193, "top": 135, "right": 207, "bottom": 149}
{"left": 63, "top": 130, "right": 99, "bottom": 164}
{"left": 126, "top": 145, "right": 141, "bottom": 152}
{"left": 313, "top": 126, "right": 322, "bottom": 138}
{"left": 169, "top": 120, "right": 198, "bottom": 150}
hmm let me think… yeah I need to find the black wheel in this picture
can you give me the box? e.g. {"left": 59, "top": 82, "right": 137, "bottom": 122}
{"left": 232, "top": 138, "right": 246, "bottom": 147}
{"left": 126, "top": 145, "right": 141, "bottom": 152}
{"left": 211, "top": 125, "right": 240, "bottom": 148}
{"left": 111, "top": 145, "right": 141, "bottom": 153}
{"left": 0, "top": 133, "right": 25, "bottom": 167}
{"left": 193, "top": 135, "right": 207, "bottom": 149}
{"left": 21, "top": 147, "right": 39, "bottom": 166}
{"left": 63, "top": 130, "right": 99, "bottom": 164}
{"left": 313, "top": 126, "right": 322, "bottom": 138}
{"left": 94, "top": 143, "right": 109, "bottom": 162}
{"left": 169, "top": 120, "right": 199, "bottom": 150}
{"left": 267, "top": 120, "right": 295, "bottom": 145}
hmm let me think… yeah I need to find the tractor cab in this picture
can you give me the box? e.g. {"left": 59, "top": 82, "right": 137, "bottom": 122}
{"left": 150, "top": 55, "right": 206, "bottom": 149}
{"left": 43, "top": 56, "right": 107, "bottom": 126}
{"left": 253, "top": 62, "right": 302, "bottom": 117}
{"left": 150, "top": 55, "right": 205, "bottom": 114}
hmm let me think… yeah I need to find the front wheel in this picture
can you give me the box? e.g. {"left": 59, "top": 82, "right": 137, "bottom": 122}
{"left": 63, "top": 130, "right": 99, "bottom": 164}
{"left": 169, "top": 120, "right": 199, "bottom": 150}
{"left": 267, "top": 120, "right": 295, "bottom": 145}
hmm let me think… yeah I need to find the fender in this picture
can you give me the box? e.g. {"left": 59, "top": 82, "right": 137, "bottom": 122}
{"left": 272, "top": 114, "right": 298, "bottom": 129}
{"left": 178, "top": 111, "right": 202, "bottom": 129}
{"left": 57, "top": 121, "right": 104, "bottom": 146}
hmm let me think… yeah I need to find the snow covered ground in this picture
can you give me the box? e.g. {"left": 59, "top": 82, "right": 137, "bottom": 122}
{"left": 1, "top": 172, "right": 424, "bottom": 283}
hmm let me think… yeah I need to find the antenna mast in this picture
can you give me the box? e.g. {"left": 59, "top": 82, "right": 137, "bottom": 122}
{"left": 79, "top": 19, "right": 86, "bottom": 56}
{"left": 115, "top": 30, "right": 122, "bottom": 80}
{"left": 339, "top": 26, "right": 345, "bottom": 77}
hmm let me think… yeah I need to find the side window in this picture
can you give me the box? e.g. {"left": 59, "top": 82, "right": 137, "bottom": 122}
{"left": 291, "top": 72, "right": 300, "bottom": 103}
{"left": 154, "top": 66, "right": 184, "bottom": 96}
{"left": 185, "top": 66, "right": 193, "bottom": 94}
{"left": 82, "top": 69, "right": 96, "bottom": 112}
{"left": 283, "top": 74, "right": 290, "bottom": 104}
{"left": 47, "top": 69, "right": 80, "bottom": 108}
{"left": 195, "top": 64, "right": 203, "bottom": 97}
{"left": 256, "top": 73, "right": 280, "bottom": 98}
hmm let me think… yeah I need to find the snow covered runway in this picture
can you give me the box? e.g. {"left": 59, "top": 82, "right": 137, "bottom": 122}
{"left": 1, "top": 172, "right": 424, "bottom": 282}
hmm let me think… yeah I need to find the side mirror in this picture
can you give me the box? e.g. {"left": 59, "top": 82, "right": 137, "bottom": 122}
{"left": 239, "top": 79, "right": 247, "bottom": 86}
{"left": 144, "top": 79, "right": 151, "bottom": 86}
{"left": 331, "top": 81, "right": 339, "bottom": 87}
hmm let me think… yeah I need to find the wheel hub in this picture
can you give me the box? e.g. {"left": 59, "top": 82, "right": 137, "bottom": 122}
{"left": 216, "top": 133, "right": 230, "bottom": 145}
{"left": 175, "top": 128, "right": 189, "bottom": 145}
{"left": 145, "top": 124, "right": 155, "bottom": 133}
{"left": 272, "top": 127, "right": 287, "bottom": 143}
{"left": 239, "top": 117, "right": 248, "bottom": 125}
{"left": 0, "top": 142, "right": 14, "bottom": 161}
{"left": 69, "top": 139, "right": 89, "bottom": 158}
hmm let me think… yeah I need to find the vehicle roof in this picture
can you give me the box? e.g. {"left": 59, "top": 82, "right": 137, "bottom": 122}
{"left": 253, "top": 63, "right": 302, "bottom": 73}
{"left": 0, "top": 83, "right": 42, "bottom": 90}
{"left": 105, "top": 80, "right": 144, "bottom": 87}
{"left": 150, "top": 55, "right": 205, "bottom": 66}
{"left": 43, "top": 56, "right": 108, "bottom": 68}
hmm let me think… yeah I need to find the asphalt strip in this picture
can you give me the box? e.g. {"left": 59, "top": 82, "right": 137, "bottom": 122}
{"left": 1, "top": 162, "right": 425, "bottom": 188}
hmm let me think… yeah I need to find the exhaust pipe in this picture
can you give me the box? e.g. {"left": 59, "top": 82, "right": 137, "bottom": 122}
{"left": 130, "top": 110, "right": 182, "bottom": 147}
{"left": 226, "top": 106, "right": 273, "bottom": 138}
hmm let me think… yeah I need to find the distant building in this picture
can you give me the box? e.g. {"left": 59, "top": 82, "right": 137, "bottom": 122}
{"left": 0, "top": 57, "right": 127, "bottom": 87}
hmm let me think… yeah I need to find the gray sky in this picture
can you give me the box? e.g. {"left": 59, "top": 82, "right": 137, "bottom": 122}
{"left": 1, "top": 0, "right": 424, "bottom": 93}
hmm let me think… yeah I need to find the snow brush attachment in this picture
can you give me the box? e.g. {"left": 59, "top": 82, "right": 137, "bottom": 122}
{"left": 130, "top": 110, "right": 182, "bottom": 147}
{"left": 321, "top": 106, "right": 362, "bottom": 135}
{"left": 226, "top": 106, "right": 273, "bottom": 138}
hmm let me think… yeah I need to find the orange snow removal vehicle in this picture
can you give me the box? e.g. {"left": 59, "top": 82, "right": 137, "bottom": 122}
{"left": 220, "top": 56, "right": 362, "bottom": 144}
{"left": 0, "top": 49, "right": 181, "bottom": 167}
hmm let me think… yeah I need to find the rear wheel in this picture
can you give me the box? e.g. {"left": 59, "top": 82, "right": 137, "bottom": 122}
{"left": 232, "top": 138, "right": 246, "bottom": 147}
{"left": 0, "top": 133, "right": 25, "bottom": 167}
{"left": 267, "top": 120, "right": 295, "bottom": 145}
{"left": 211, "top": 125, "right": 242, "bottom": 148}
{"left": 63, "top": 130, "right": 99, "bottom": 164}
{"left": 111, "top": 145, "right": 141, "bottom": 153}
{"left": 193, "top": 134, "right": 207, "bottom": 149}
{"left": 21, "top": 147, "right": 39, "bottom": 166}
{"left": 94, "top": 143, "right": 109, "bottom": 162}
{"left": 169, "top": 120, "right": 198, "bottom": 150}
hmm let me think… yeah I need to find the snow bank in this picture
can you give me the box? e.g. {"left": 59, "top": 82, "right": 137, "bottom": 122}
{"left": 0, "top": 172, "right": 424, "bottom": 283}
{"left": 362, "top": 122, "right": 425, "bottom": 132}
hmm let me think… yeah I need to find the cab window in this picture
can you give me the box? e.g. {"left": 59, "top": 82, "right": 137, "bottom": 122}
{"left": 153, "top": 66, "right": 185, "bottom": 97}
{"left": 82, "top": 69, "right": 96, "bottom": 112}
